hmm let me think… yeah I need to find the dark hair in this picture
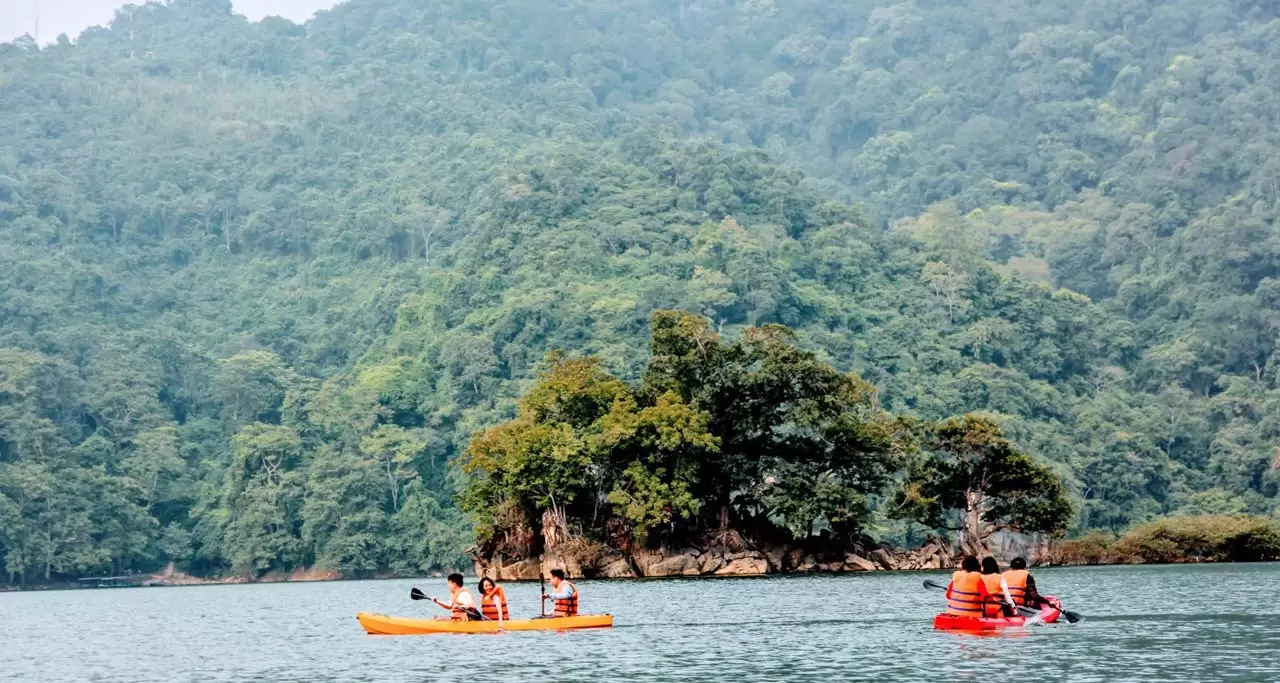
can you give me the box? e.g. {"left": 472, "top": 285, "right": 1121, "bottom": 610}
{"left": 478, "top": 577, "right": 496, "bottom": 592}
{"left": 961, "top": 555, "right": 980, "bottom": 572}
{"left": 447, "top": 573, "right": 464, "bottom": 587}
{"left": 550, "top": 568, "right": 566, "bottom": 580}
{"left": 981, "top": 557, "right": 1000, "bottom": 574}
{"left": 1010, "top": 557, "right": 1027, "bottom": 570}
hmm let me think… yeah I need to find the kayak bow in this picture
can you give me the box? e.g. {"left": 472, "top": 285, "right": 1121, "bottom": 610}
{"left": 357, "top": 612, "right": 613, "bottom": 635}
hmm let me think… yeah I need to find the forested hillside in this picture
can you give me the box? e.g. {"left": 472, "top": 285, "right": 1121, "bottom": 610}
{"left": 1, "top": 0, "right": 1277, "bottom": 583}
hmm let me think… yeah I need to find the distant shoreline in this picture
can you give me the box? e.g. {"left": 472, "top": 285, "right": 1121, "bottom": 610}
{"left": 9, "top": 514, "right": 1276, "bottom": 592}
{"left": 6, "top": 556, "right": 1275, "bottom": 593}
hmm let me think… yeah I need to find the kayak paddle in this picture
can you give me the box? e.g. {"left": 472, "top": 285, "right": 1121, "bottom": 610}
{"left": 431, "top": 596, "right": 490, "bottom": 621}
{"left": 539, "top": 571, "right": 546, "bottom": 618}
{"left": 409, "top": 586, "right": 488, "bottom": 620}
{"left": 1017, "top": 603, "right": 1083, "bottom": 624}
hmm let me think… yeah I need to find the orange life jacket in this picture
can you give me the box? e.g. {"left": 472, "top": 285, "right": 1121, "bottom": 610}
{"left": 981, "top": 573, "right": 1008, "bottom": 617}
{"left": 553, "top": 581, "right": 578, "bottom": 617}
{"left": 946, "top": 571, "right": 988, "bottom": 618}
{"left": 481, "top": 586, "right": 508, "bottom": 621}
{"left": 1002, "top": 569, "right": 1029, "bottom": 606}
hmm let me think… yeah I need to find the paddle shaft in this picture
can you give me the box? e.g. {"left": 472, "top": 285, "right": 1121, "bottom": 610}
{"left": 437, "top": 597, "right": 488, "bottom": 621}
{"left": 409, "top": 586, "right": 488, "bottom": 620}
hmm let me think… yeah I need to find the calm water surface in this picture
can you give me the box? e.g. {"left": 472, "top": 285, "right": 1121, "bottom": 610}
{"left": 3, "top": 563, "right": 1279, "bottom": 682}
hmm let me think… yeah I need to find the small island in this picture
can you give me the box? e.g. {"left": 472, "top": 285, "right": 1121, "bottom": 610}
{"left": 465, "top": 311, "right": 1071, "bottom": 579}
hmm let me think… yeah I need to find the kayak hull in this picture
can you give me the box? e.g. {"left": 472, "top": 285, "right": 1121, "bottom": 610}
{"left": 357, "top": 612, "right": 613, "bottom": 635}
{"left": 934, "top": 597, "right": 1063, "bottom": 631}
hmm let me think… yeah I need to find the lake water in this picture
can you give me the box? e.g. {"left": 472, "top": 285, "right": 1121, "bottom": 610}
{"left": 3, "top": 563, "right": 1279, "bottom": 682}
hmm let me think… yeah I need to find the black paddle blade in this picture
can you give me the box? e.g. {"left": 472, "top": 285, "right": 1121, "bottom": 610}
{"left": 923, "top": 579, "right": 948, "bottom": 591}
{"left": 1062, "top": 610, "right": 1083, "bottom": 624}
{"left": 410, "top": 587, "right": 429, "bottom": 600}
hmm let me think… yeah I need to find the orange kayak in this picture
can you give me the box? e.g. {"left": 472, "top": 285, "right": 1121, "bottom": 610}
{"left": 357, "top": 612, "right": 614, "bottom": 635}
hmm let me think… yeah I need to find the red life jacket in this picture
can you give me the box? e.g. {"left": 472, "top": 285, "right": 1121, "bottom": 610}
{"left": 553, "top": 581, "right": 578, "bottom": 617}
{"left": 481, "top": 586, "right": 508, "bottom": 621}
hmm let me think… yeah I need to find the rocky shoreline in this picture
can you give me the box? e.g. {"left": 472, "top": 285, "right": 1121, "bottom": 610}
{"left": 19, "top": 516, "right": 1270, "bottom": 591}
{"left": 16, "top": 563, "right": 349, "bottom": 591}
{"left": 477, "top": 535, "right": 967, "bottom": 581}
{"left": 477, "top": 514, "right": 1280, "bottom": 579}
{"left": 138, "top": 563, "right": 344, "bottom": 587}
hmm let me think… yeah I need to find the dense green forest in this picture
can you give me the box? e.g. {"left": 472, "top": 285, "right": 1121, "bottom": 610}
{"left": 463, "top": 312, "right": 1069, "bottom": 563}
{"left": 1, "top": 0, "right": 1278, "bottom": 583}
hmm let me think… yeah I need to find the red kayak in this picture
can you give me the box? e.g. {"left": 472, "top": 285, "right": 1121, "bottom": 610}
{"left": 933, "top": 596, "right": 1063, "bottom": 631}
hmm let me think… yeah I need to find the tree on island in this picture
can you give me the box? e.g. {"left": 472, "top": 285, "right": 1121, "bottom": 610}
{"left": 895, "top": 414, "right": 1072, "bottom": 557}
{"left": 460, "top": 352, "right": 720, "bottom": 553}
{"left": 643, "top": 311, "right": 910, "bottom": 538}
{"left": 460, "top": 311, "right": 912, "bottom": 559}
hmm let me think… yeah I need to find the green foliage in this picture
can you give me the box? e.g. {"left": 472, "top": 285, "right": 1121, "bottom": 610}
{"left": 1059, "top": 516, "right": 1280, "bottom": 564}
{"left": 2, "top": 0, "right": 1279, "bottom": 581}
{"left": 896, "top": 415, "right": 1072, "bottom": 553}
{"left": 1056, "top": 530, "right": 1117, "bottom": 566}
{"left": 643, "top": 312, "right": 912, "bottom": 537}
{"left": 464, "top": 313, "right": 915, "bottom": 551}
{"left": 605, "top": 460, "right": 698, "bottom": 544}
{"left": 1116, "top": 516, "right": 1280, "bottom": 564}
{"left": 462, "top": 352, "right": 718, "bottom": 545}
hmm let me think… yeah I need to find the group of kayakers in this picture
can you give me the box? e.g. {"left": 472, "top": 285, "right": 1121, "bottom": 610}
{"left": 436, "top": 568, "right": 579, "bottom": 622}
{"left": 432, "top": 555, "right": 1046, "bottom": 624}
{"left": 945, "top": 555, "right": 1044, "bottom": 619}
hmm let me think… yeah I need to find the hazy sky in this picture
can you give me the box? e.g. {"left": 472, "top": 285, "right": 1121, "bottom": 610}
{"left": 1, "top": 0, "right": 337, "bottom": 45}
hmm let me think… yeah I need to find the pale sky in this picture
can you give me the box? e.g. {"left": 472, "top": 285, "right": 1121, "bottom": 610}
{"left": 0, "top": 0, "right": 338, "bottom": 45}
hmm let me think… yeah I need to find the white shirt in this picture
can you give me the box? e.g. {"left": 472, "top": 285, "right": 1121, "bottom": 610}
{"left": 452, "top": 588, "right": 476, "bottom": 610}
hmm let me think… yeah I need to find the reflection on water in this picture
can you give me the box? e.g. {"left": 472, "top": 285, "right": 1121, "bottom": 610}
{"left": 3, "top": 563, "right": 1279, "bottom": 682}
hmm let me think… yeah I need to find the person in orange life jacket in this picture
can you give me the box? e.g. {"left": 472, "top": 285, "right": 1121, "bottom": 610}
{"left": 1002, "top": 556, "right": 1044, "bottom": 609}
{"left": 477, "top": 576, "right": 508, "bottom": 623}
{"left": 542, "top": 568, "right": 578, "bottom": 617}
{"left": 980, "top": 556, "right": 1017, "bottom": 618}
{"left": 444, "top": 573, "right": 478, "bottom": 621}
{"left": 945, "top": 555, "right": 993, "bottom": 618}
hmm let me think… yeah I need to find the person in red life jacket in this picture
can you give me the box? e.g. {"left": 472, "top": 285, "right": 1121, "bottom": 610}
{"left": 945, "top": 555, "right": 993, "bottom": 618}
{"left": 477, "top": 576, "right": 508, "bottom": 623}
{"left": 980, "top": 556, "right": 1017, "bottom": 618}
{"left": 542, "top": 569, "right": 578, "bottom": 617}
{"left": 1002, "top": 556, "right": 1045, "bottom": 609}
{"left": 444, "top": 573, "right": 478, "bottom": 621}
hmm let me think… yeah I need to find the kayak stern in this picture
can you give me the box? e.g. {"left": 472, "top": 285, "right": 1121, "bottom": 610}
{"left": 933, "top": 606, "right": 1062, "bottom": 631}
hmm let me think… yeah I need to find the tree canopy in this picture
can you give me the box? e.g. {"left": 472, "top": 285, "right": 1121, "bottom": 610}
{"left": 1, "top": 0, "right": 1278, "bottom": 582}
{"left": 896, "top": 415, "right": 1072, "bottom": 556}
{"left": 463, "top": 312, "right": 913, "bottom": 555}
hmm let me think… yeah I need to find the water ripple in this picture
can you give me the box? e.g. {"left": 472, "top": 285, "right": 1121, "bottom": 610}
{"left": 2, "top": 563, "right": 1279, "bottom": 682}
